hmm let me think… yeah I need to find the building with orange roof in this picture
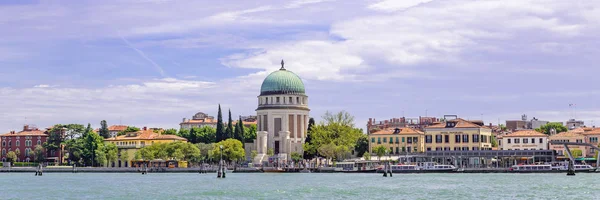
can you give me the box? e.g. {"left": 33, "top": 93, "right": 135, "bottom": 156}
{"left": 500, "top": 130, "right": 548, "bottom": 151}
{"left": 1, "top": 125, "right": 59, "bottom": 162}
{"left": 424, "top": 118, "right": 493, "bottom": 152}
{"left": 368, "top": 127, "right": 424, "bottom": 155}
{"left": 108, "top": 125, "right": 128, "bottom": 138}
{"left": 549, "top": 130, "right": 586, "bottom": 158}
{"left": 582, "top": 127, "right": 600, "bottom": 158}
{"left": 104, "top": 127, "right": 187, "bottom": 167}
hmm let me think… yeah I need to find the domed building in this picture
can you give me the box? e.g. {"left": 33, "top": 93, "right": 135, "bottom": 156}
{"left": 254, "top": 60, "right": 310, "bottom": 164}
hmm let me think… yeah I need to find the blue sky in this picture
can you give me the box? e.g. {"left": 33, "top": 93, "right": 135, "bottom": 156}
{"left": 1, "top": 0, "right": 599, "bottom": 131}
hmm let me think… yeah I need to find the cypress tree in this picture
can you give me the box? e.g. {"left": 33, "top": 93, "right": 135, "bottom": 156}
{"left": 226, "top": 109, "right": 234, "bottom": 140}
{"left": 216, "top": 104, "right": 224, "bottom": 142}
{"left": 234, "top": 121, "right": 241, "bottom": 142}
{"left": 238, "top": 116, "right": 245, "bottom": 142}
{"left": 303, "top": 118, "right": 316, "bottom": 159}
{"left": 99, "top": 120, "right": 110, "bottom": 138}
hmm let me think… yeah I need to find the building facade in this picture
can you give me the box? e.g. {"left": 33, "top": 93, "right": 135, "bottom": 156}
{"left": 104, "top": 127, "right": 187, "bottom": 167}
{"left": 108, "top": 125, "right": 128, "bottom": 138}
{"left": 368, "top": 127, "right": 424, "bottom": 155}
{"left": 1, "top": 125, "right": 55, "bottom": 162}
{"left": 180, "top": 112, "right": 217, "bottom": 130}
{"left": 254, "top": 61, "right": 309, "bottom": 164}
{"left": 500, "top": 130, "right": 548, "bottom": 150}
{"left": 583, "top": 128, "right": 600, "bottom": 158}
{"left": 424, "top": 118, "right": 493, "bottom": 151}
{"left": 549, "top": 130, "right": 586, "bottom": 158}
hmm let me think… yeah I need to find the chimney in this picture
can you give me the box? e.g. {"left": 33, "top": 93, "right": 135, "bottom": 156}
{"left": 23, "top": 125, "right": 29, "bottom": 131}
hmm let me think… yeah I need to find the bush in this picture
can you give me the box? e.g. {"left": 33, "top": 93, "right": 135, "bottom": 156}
{"left": 13, "top": 162, "right": 39, "bottom": 167}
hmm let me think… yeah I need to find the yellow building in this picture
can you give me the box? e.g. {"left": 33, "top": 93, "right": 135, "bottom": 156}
{"left": 104, "top": 128, "right": 187, "bottom": 167}
{"left": 424, "top": 118, "right": 492, "bottom": 151}
{"left": 368, "top": 127, "right": 424, "bottom": 155}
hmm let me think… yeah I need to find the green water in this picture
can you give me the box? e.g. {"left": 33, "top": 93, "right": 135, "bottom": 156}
{"left": 1, "top": 173, "right": 598, "bottom": 199}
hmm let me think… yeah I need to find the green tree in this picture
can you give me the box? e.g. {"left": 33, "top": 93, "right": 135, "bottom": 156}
{"left": 499, "top": 124, "right": 507, "bottom": 131}
{"left": 304, "top": 111, "right": 362, "bottom": 159}
{"left": 322, "top": 110, "right": 355, "bottom": 127}
{"left": 104, "top": 143, "right": 118, "bottom": 167}
{"left": 571, "top": 149, "right": 583, "bottom": 158}
{"left": 290, "top": 152, "right": 302, "bottom": 163}
{"left": 303, "top": 118, "right": 316, "bottom": 159}
{"left": 99, "top": 120, "right": 110, "bottom": 138}
{"left": 318, "top": 143, "right": 337, "bottom": 165}
{"left": 267, "top": 148, "right": 274, "bottom": 157}
{"left": 211, "top": 139, "right": 245, "bottom": 162}
{"left": 177, "top": 129, "right": 190, "bottom": 141}
{"left": 251, "top": 150, "right": 258, "bottom": 160}
{"left": 196, "top": 143, "right": 214, "bottom": 162}
{"left": 362, "top": 152, "right": 371, "bottom": 161}
{"left": 536, "top": 122, "right": 568, "bottom": 135}
{"left": 244, "top": 124, "right": 257, "bottom": 143}
{"left": 196, "top": 126, "right": 216, "bottom": 144}
{"left": 235, "top": 116, "right": 245, "bottom": 142}
{"left": 163, "top": 128, "right": 178, "bottom": 135}
{"left": 216, "top": 104, "right": 224, "bottom": 142}
{"left": 118, "top": 126, "right": 140, "bottom": 136}
{"left": 491, "top": 135, "right": 498, "bottom": 147}
{"left": 33, "top": 145, "right": 45, "bottom": 163}
{"left": 120, "top": 150, "right": 130, "bottom": 165}
{"left": 374, "top": 145, "right": 387, "bottom": 161}
{"left": 226, "top": 109, "right": 234, "bottom": 140}
{"left": 83, "top": 130, "right": 105, "bottom": 166}
{"left": 6, "top": 151, "right": 17, "bottom": 163}
{"left": 354, "top": 134, "right": 369, "bottom": 158}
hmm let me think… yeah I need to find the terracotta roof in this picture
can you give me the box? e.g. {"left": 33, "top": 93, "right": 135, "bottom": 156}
{"left": 550, "top": 131, "right": 584, "bottom": 139}
{"left": 582, "top": 128, "right": 600, "bottom": 135}
{"left": 108, "top": 125, "right": 128, "bottom": 131}
{"left": 0, "top": 130, "right": 48, "bottom": 137}
{"left": 503, "top": 130, "right": 547, "bottom": 138}
{"left": 426, "top": 118, "right": 488, "bottom": 129}
{"left": 371, "top": 127, "right": 423, "bottom": 135}
{"left": 105, "top": 130, "right": 187, "bottom": 141}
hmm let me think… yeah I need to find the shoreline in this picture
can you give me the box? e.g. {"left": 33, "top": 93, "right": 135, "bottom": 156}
{"left": 2, "top": 167, "right": 598, "bottom": 174}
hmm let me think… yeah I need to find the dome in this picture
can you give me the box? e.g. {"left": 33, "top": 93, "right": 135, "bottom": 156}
{"left": 260, "top": 62, "right": 305, "bottom": 96}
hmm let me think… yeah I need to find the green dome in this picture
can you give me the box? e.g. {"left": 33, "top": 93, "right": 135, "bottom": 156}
{"left": 260, "top": 68, "right": 305, "bottom": 96}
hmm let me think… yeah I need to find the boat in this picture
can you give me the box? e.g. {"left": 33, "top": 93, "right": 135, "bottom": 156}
{"left": 418, "top": 162, "right": 457, "bottom": 172}
{"left": 509, "top": 164, "right": 552, "bottom": 172}
{"left": 551, "top": 163, "right": 596, "bottom": 172}
{"left": 333, "top": 161, "right": 378, "bottom": 173}
{"left": 262, "top": 167, "right": 286, "bottom": 173}
{"left": 389, "top": 164, "right": 419, "bottom": 173}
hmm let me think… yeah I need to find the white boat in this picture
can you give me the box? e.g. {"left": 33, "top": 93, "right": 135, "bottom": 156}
{"left": 334, "top": 161, "right": 378, "bottom": 173}
{"left": 418, "top": 162, "right": 457, "bottom": 172}
{"left": 551, "top": 164, "right": 596, "bottom": 172}
{"left": 389, "top": 164, "right": 419, "bottom": 173}
{"left": 510, "top": 164, "right": 552, "bottom": 172}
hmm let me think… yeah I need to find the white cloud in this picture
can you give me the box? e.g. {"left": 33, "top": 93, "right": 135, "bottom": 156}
{"left": 368, "top": 0, "right": 432, "bottom": 12}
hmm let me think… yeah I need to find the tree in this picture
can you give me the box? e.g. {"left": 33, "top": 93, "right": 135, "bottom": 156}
{"left": 318, "top": 143, "right": 337, "bottom": 165}
{"left": 491, "top": 135, "right": 498, "bottom": 147}
{"left": 571, "top": 149, "right": 583, "bottom": 158}
{"left": 211, "top": 139, "right": 245, "bottom": 162}
{"left": 303, "top": 111, "right": 363, "bottom": 159}
{"left": 163, "top": 129, "right": 177, "bottom": 135}
{"left": 244, "top": 124, "right": 257, "bottom": 143}
{"left": 374, "top": 145, "right": 387, "bottom": 161}
{"left": 226, "top": 109, "right": 234, "bottom": 140}
{"left": 195, "top": 143, "right": 214, "bottom": 162}
{"left": 104, "top": 143, "right": 118, "bottom": 167}
{"left": 354, "top": 134, "right": 369, "bottom": 158}
{"left": 536, "top": 122, "right": 568, "bottom": 135}
{"left": 290, "top": 152, "right": 302, "bottom": 163}
{"left": 14, "top": 149, "right": 21, "bottom": 162}
{"left": 83, "top": 130, "right": 105, "bottom": 166}
{"left": 118, "top": 126, "right": 140, "bottom": 136}
{"left": 216, "top": 104, "right": 224, "bottom": 142}
{"left": 6, "top": 151, "right": 17, "bottom": 163}
{"left": 235, "top": 116, "right": 245, "bottom": 142}
{"left": 322, "top": 110, "right": 355, "bottom": 127}
{"left": 362, "top": 152, "right": 371, "bottom": 161}
{"left": 251, "top": 150, "right": 258, "bottom": 160}
{"left": 196, "top": 126, "right": 216, "bottom": 144}
{"left": 499, "top": 124, "right": 507, "bottom": 132}
{"left": 267, "top": 148, "right": 274, "bottom": 157}
{"left": 303, "top": 118, "right": 316, "bottom": 159}
{"left": 99, "top": 120, "right": 110, "bottom": 138}
{"left": 119, "top": 150, "right": 130, "bottom": 166}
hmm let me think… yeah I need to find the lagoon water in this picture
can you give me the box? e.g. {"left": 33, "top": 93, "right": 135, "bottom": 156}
{"left": 1, "top": 173, "right": 599, "bottom": 199}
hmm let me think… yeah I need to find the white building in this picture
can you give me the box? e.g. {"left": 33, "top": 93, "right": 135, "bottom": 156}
{"left": 253, "top": 61, "right": 309, "bottom": 164}
{"left": 180, "top": 112, "right": 217, "bottom": 130}
{"left": 499, "top": 130, "right": 549, "bottom": 150}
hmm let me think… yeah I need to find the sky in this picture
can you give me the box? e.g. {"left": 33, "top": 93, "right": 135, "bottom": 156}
{"left": 1, "top": 0, "right": 599, "bottom": 132}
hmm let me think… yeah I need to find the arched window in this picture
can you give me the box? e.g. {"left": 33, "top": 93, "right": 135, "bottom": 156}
{"left": 8, "top": 141, "right": 11, "bottom": 147}
{"left": 16, "top": 141, "right": 20, "bottom": 146}
{"left": 1, "top": 149, "right": 5, "bottom": 156}
{"left": 25, "top": 148, "right": 30, "bottom": 156}
{"left": 1, "top": 141, "right": 4, "bottom": 147}
{"left": 37, "top": 140, "right": 41, "bottom": 145}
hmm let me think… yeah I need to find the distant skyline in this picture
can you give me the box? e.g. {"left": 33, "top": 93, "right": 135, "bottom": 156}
{"left": 1, "top": 0, "right": 599, "bottom": 131}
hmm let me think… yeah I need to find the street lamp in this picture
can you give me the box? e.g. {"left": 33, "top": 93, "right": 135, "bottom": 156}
{"left": 218, "top": 145, "right": 225, "bottom": 178}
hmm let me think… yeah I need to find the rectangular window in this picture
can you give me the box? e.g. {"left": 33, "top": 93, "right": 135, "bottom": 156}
{"left": 507, "top": 139, "right": 511, "bottom": 144}
{"left": 407, "top": 137, "right": 413, "bottom": 144}
{"left": 390, "top": 147, "right": 393, "bottom": 154}
{"left": 444, "top": 135, "right": 450, "bottom": 143}
{"left": 425, "top": 135, "right": 432, "bottom": 143}
{"left": 473, "top": 135, "right": 479, "bottom": 143}
{"left": 462, "top": 147, "right": 469, "bottom": 151}
{"left": 402, "top": 137, "right": 405, "bottom": 142}
{"left": 396, "top": 147, "right": 399, "bottom": 154}
{"left": 378, "top": 137, "right": 381, "bottom": 144}
{"left": 472, "top": 147, "right": 479, "bottom": 151}
{"left": 390, "top": 137, "right": 393, "bottom": 144}
{"left": 539, "top": 138, "right": 543, "bottom": 143}
{"left": 426, "top": 147, "right": 431, "bottom": 152}
{"left": 402, "top": 147, "right": 406, "bottom": 152}
{"left": 408, "top": 147, "right": 412, "bottom": 153}
{"left": 523, "top": 138, "right": 528, "bottom": 144}
{"left": 515, "top": 138, "right": 520, "bottom": 144}
{"left": 413, "top": 137, "right": 418, "bottom": 143}
{"left": 276, "top": 97, "right": 280, "bottom": 103}
{"left": 436, "top": 135, "right": 442, "bottom": 143}
{"left": 396, "top": 137, "right": 399, "bottom": 144}
{"left": 289, "top": 97, "right": 292, "bottom": 104}
{"left": 383, "top": 138, "right": 387, "bottom": 143}
{"left": 462, "top": 135, "right": 469, "bottom": 143}
{"left": 455, "top": 135, "right": 461, "bottom": 143}
{"left": 371, "top": 138, "right": 375, "bottom": 143}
